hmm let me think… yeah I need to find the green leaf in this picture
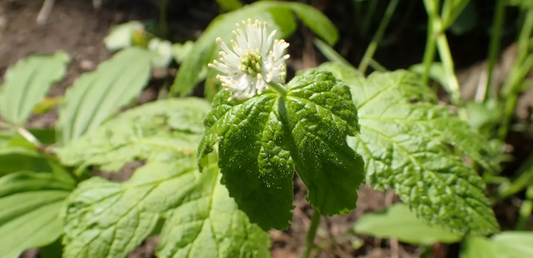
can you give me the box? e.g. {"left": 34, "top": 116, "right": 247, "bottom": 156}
{"left": 56, "top": 47, "right": 153, "bottom": 146}
{"left": 59, "top": 98, "right": 270, "bottom": 258}
{"left": 170, "top": 1, "right": 338, "bottom": 96}
{"left": 0, "top": 171, "right": 75, "bottom": 258}
{"left": 56, "top": 98, "right": 211, "bottom": 172}
{"left": 216, "top": 0, "right": 243, "bottom": 11}
{"left": 198, "top": 70, "right": 364, "bottom": 230}
{"left": 157, "top": 157, "right": 271, "bottom": 258}
{"left": 353, "top": 203, "right": 462, "bottom": 245}
{"left": 319, "top": 62, "right": 499, "bottom": 235}
{"left": 281, "top": 2, "right": 339, "bottom": 45}
{"left": 461, "top": 232, "right": 533, "bottom": 258}
{"left": 0, "top": 51, "right": 69, "bottom": 126}
{"left": 103, "top": 21, "right": 145, "bottom": 51}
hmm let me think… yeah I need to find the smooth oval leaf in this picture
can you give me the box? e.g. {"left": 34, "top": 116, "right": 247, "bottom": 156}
{"left": 56, "top": 47, "right": 153, "bottom": 146}
{"left": 319, "top": 62, "right": 499, "bottom": 235}
{"left": 0, "top": 51, "right": 69, "bottom": 125}
{"left": 198, "top": 70, "right": 364, "bottom": 230}
{"left": 353, "top": 203, "right": 463, "bottom": 245}
{"left": 461, "top": 232, "right": 533, "bottom": 258}
{"left": 0, "top": 171, "right": 75, "bottom": 258}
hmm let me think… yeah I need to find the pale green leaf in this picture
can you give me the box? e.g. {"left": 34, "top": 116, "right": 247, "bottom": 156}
{"left": 56, "top": 47, "right": 153, "bottom": 146}
{"left": 172, "top": 41, "right": 195, "bottom": 64}
{"left": 0, "top": 51, "right": 69, "bottom": 125}
{"left": 461, "top": 232, "right": 533, "bottom": 258}
{"left": 353, "top": 203, "right": 462, "bottom": 245}
{"left": 60, "top": 98, "right": 269, "bottom": 258}
{"left": 56, "top": 98, "right": 210, "bottom": 172}
{"left": 103, "top": 21, "right": 145, "bottom": 51}
{"left": 319, "top": 62, "right": 499, "bottom": 235}
{"left": 0, "top": 171, "right": 75, "bottom": 258}
{"left": 198, "top": 70, "right": 364, "bottom": 230}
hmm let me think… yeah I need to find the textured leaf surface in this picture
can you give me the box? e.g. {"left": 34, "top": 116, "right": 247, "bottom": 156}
{"left": 171, "top": 1, "right": 338, "bottom": 96}
{"left": 0, "top": 171, "right": 75, "bottom": 258}
{"left": 0, "top": 51, "right": 69, "bottom": 125}
{"left": 198, "top": 70, "right": 364, "bottom": 230}
{"left": 56, "top": 47, "right": 153, "bottom": 146}
{"left": 56, "top": 98, "right": 210, "bottom": 172}
{"left": 353, "top": 203, "right": 462, "bottom": 245}
{"left": 58, "top": 98, "right": 270, "bottom": 258}
{"left": 319, "top": 62, "right": 499, "bottom": 235}
{"left": 461, "top": 232, "right": 533, "bottom": 258}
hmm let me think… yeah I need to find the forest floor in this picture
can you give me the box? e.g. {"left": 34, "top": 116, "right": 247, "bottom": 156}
{"left": 0, "top": 0, "right": 529, "bottom": 257}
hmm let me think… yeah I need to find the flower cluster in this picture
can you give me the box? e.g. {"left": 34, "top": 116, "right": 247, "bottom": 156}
{"left": 208, "top": 19, "right": 290, "bottom": 100}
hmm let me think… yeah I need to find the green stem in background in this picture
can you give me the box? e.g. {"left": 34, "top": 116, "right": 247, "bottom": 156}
{"left": 498, "top": 7, "right": 533, "bottom": 140}
{"left": 436, "top": 28, "right": 463, "bottom": 108}
{"left": 421, "top": 0, "right": 440, "bottom": 85}
{"left": 485, "top": 0, "right": 506, "bottom": 102}
{"left": 361, "top": 0, "right": 381, "bottom": 38}
{"left": 358, "top": 0, "right": 400, "bottom": 74}
{"left": 159, "top": 0, "right": 170, "bottom": 38}
{"left": 268, "top": 82, "right": 287, "bottom": 98}
{"left": 369, "top": 59, "right": 389, "bottom": 72}
{"left": 301, "top": 209, "right": 321, "bottom": 258}
{"left": 516, "top": 186, "right": 533, "bottom": 230}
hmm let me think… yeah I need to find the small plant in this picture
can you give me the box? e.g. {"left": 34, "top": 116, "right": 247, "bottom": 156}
{"left": 3, "top": 0, "right": 531, "bottom": 257}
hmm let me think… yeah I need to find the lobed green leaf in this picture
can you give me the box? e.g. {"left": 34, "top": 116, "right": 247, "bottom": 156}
{"left": 59, "top": 98, "right": 270, "bottom": 258}
{"left": 319, "top": 62, "right": 499, "bottom": 235}
{"left": 198, "top": 70, "right": 364, "bottom": 230}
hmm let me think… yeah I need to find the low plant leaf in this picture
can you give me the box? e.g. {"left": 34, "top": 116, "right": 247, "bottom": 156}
{"left": 319, "top": 62, "right": 499, "bottom": 235}
{"left": 0, "top": 51, "right": 69, "bottom": 126}
{"left": 0, "top": 171, "right": 75, "bottom": 258}
{"left": 198, "top": 70, "right": 364, "bottom": 230}
{"left": 461, "top": 232, "right": 533, "bottom": 258}
{"left": 56, "top": 47, "right": 153, "bottom": 146}
{"left": 56, "top": 98, "right": 210, "bottom": 172}
{"left": 58, "top": 98, "right": 270, "bottom": 258}
{"left": 353, "top": 203, "right": 463, "bottom": 245}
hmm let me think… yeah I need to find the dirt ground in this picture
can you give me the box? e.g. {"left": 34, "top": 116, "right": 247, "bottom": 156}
{"left": 1, "top": 0, "right": 528, "bottom": 258}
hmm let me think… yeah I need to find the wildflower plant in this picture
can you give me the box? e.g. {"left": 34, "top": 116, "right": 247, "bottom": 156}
{"left": 199, "top": 19, "right": 365, "bottom": 230}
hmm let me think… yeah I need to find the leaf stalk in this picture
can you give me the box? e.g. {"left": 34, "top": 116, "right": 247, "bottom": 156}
{"left": 268, "top": 82, "right": 287, "bottom": 98}
{"left": 301, "top": 209, "right": 321, "bottom": 258}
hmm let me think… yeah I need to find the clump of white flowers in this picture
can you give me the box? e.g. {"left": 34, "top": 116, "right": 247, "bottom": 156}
{"left": 208, "top": 19, "right": 290, "bottom": 100}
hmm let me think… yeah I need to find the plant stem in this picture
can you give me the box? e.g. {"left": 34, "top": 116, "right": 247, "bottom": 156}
{"left": 436, "top": 29, "right": 463, "bottom": 108}
{"left": 268, "top": 82, "right": 287, "bottom": 97}
{"left": 516, "top": 186, "right": 533, "bottom": 230}
{"left": 498, "top": 7, "right": 533, "bottom": 140}
{"left": 301, "top": 209, "right": 321, "bottom": 258}
{"left": 17, "top": 127, "right": 43, "bottom": 149}
{"left": 359, "top": 0, "right": 399, "bottom": 74}
{"left": 361, "top": 0, "right": 381, "bottom": 38}
{"left": 421, "top": 0, "right": 440, "bottom": 85}
{"left": 159, "top": 0, "right": 170, "bottom": 38}
{"left": 485, "top": 0, "right": 506, "bottom": 101}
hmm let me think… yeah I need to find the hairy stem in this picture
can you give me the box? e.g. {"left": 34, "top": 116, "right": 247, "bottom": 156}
{"left": 301, "top": 209, "right": 321, "bottom": 258}
{"left": 359, "top": 0, "right": 399, "bottom": 74}
{"left": 485, "top": 0, "right": 506, "bottom": 101}
{"left": 268, "top": 82, "right": 287, "bottom": 97}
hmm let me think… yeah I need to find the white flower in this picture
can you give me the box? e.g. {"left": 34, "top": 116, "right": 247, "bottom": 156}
{"left": 208, "top": 19, "right": 290, "bottom": 100}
